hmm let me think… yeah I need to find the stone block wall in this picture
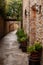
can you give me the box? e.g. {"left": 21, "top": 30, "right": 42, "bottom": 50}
{"left": 23, "top": 0, "right": 43, "bottom": 45}
{"left": 23, "top": 0, "right": 43, "bottom": 64}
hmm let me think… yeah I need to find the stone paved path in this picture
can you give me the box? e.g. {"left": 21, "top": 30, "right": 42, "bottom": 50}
{"left": 0, "top": 30, "right": 28, "bottom": 65}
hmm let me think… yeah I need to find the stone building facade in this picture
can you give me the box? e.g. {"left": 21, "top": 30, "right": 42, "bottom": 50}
{"left": 23, "top": 0, "right": 43, "bottom": 45}
{"left": 23, "top": 1, "right": 43, "bottom": 64}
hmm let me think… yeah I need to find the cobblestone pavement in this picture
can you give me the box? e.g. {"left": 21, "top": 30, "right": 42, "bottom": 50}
{"left": 0, "top": 30, "right": 28, "bottom": 65}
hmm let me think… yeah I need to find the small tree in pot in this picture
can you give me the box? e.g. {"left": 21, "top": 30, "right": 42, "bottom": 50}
{"left": 27, "top": 41, "right": 42, "bottom": 65}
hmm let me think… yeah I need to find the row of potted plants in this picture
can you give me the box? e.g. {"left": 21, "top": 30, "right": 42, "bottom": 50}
{"left": 27, "top": 41, "right": 43, "bottom": 65}
{"left": 16, "top": 28, "right": 43, "bottom": 65}
{"left": 16, "top": 29, "right": 28, "bottom": 52}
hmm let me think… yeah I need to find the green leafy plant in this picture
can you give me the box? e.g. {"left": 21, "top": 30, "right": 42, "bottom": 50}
{"left": 5, "top": 0, "right": 22, "bottom": 21}
{"left": 27, "top": 45, "right": 35, "bottom": 53}
{"left": 34, "top": 41, "right": 42, "bottom": 51}
{"left": 16, "top": 29, "right": 27, "bottom": 42}
{"left": 0, "top": 0, "right": 6, "bottom": 18}
{"left": 27, "top": 41, "right": 42, "bottom": 53}
{"left": 16, "top": 29, "right": 24, "bottom": 37}
{"left": 18, "top": 36, "right": 27, "bottom": 42}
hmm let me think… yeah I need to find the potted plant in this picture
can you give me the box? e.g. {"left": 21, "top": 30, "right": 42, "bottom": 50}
{"left": 16, "top": 29, "right": 24, "bottom": 38}
{"left": 27, "top": 41, "right": 42, "bottom": 65}
{"left": 16, "top": 29, "right": 24, "bottom": 43}
{"left": 16, "top": 29, "right": 28, "bottom": 52}
{"left": 19, "top": 35, "right": 27, "bottom": 52}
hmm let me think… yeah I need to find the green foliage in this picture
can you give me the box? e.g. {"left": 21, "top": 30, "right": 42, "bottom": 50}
{"left": 0, "top": 0, "right": 5, "bottom": 9}
{"left": 34, "top": 41, "right": 42, "bottom": 51}
{"left": 6, "top": 0, "right": 22, "bottom": 21}
{"left": 19, "top": 36, "right": 27, "bottom": 42}
{"left": 27, "top": 45, "right": 35, "bottom": 53}
{"left": 17, "top": 35, "right": 27, "bottom": 42}
{"left": 16, "top": 29, "right": 24, "bottom": 38}
{"left": 27, "top": 41, "right": 42, "bottom": 53}
{"left": 16, "top": 29, "right": 27, "bottom": 42}
{"left": 0, "top": 0, "right": 6, "bottom": 18}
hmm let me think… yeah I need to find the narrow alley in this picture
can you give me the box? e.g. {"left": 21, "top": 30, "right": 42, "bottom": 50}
{"left": 0, "top": 30, "right": 28, "bottom": 65}
{"left": 0, "top": 0, "right": 43, "bottom": 65}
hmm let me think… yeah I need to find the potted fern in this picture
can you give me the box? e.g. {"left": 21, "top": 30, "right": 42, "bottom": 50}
{"left": 27, "top": 41, "right": 42, "bottom": 65}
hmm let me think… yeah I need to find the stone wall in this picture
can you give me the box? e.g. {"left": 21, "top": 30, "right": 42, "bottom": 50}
{"left": 23, "top": 0, "right": 43, "bottom": 45}
{"left": 23, "top": 0, "right": 29, "bottom": 35}
{"left": 5, "top": 21, "right": 21, "bottom": 34}
{"left": 23, "top": 0, "right": 43, "bottom": 64}
{"left": 4, "top": 21, "right": 14, "bottom": 34}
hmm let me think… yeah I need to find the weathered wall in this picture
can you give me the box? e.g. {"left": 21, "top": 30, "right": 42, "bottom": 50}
{"left": 23, "top": 0, "right": 29, "bottom": 35}
{"left": 23, "top": 0, "right": 43, "bottom": 64}
{"left": 23, "top": 0, "right": 43, "bottom": 45}
{"left": 29, "top": 0, "right": 43, "bottom": 45}
{"left": 5, "top": 21, "right": 21, "bottom": 34}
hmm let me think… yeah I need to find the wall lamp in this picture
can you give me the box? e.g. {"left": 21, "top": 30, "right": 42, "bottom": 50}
{"left": 25, "top": 9, "right": 27, "bottom": 16}
{"left": 31, "top": 3, "right": 41, "bottom": 14}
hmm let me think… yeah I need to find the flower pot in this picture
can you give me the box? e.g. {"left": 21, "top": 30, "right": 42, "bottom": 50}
{"left": 29, "top": 50, "right": 42, "bottom": 65}
{"left": 21, "top": 41, "right": 27, "bottom": 52}
{"left": 29, "top": 58, "right": 40, "bottom": 65}
{"left": 27, "top": 41, "right": 42, "bottom": 65}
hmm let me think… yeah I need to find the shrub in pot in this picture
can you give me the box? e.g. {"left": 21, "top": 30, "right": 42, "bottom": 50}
{"left": 16, "top": 29, "right": 24, "bottom": 38}
{"left": 16, "top": 29, "right": 25, "bottom": 43}
{"left": 27, "top": 41, "right": 42, "bottom": 65}
{"left": 16, "top": 29, "right": 28, "bottom": 52}
{"left": 18, "top": 34, "right": 27, "bottom": 52}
